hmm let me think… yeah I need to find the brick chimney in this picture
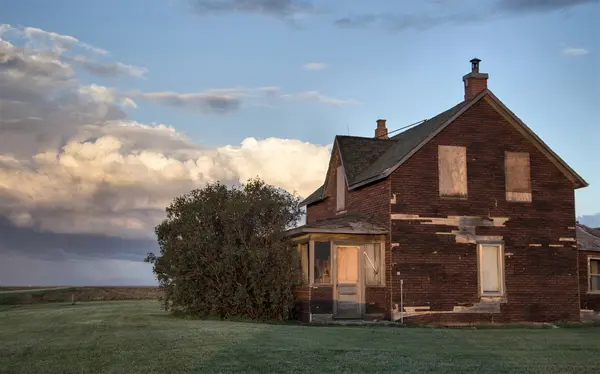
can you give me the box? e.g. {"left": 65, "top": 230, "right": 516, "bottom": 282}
{"left": 375, "top": 119, "right": 388, "bottom": 139}
{"left": 463, "top": 58, "right": 488, "bottom": 101}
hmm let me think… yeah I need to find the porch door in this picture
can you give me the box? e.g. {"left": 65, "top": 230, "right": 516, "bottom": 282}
{"left": 335, "top": 245, "right": 361, "bottom": 318}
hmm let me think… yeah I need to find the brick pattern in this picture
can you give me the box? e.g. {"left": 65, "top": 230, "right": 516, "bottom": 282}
{"left": 579, "top": 250, "right": 600, "bottom": 311}
{"left": 390, "top": 99, "right": 580, "bottom": 323}
{"left": 464, "top": 78, "right": 487, "bottom": 101}
{"left": 311, "top": 286, "right": 334, "bottom": 314}
{"left": 292, "top": 286, "right": 310, "bottom": 322}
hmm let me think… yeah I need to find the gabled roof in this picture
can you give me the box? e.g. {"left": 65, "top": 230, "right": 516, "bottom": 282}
{"left": 285, "top": 212, "right": 388, "bottom": 237}
{"left": 300, "top": 89, "right": 588, "bottom": 207}
{"left": 577, "top": 223, "right": 600, "bottom": 252}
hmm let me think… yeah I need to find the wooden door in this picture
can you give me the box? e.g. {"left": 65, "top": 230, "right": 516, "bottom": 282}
{"left": 335, "top": 246, "right": 361, "bottom": 318}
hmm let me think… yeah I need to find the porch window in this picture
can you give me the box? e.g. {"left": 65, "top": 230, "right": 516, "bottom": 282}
{"left": 477, "top": 243, "right": 505, "bottom": 296}
{"left": 299, "top": 243, "right": 309, "bottom": 283}
{"left": 505, "top": 151, "right": 532, "bottom": 202}
{"left": 438, "top": 145, "right": 468, "bottom": 198}
{"left": 314, "top": 241, "right": 332, "bottom": 284}
{"left": 589, "top": 258, "right": 600, "bottom": 293}
{"left": 363, "top": 243, "right": 384, "bottom": 286}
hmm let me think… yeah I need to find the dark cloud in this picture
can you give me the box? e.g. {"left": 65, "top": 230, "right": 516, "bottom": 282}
{"left": 334, "top": 0, "right": 597, "bottom": 31}
{"left": 497, "top": 0, "right": 599, "bottom": 13}
{"left": 129, "top": 90, "right": 243, "bottom": 114}
{"left": 190, "top": 0, "right": 314, "bottom": 17}
{"left": 335, "top": 12, "right": 484, "bottom": 32}
{"left": 0, "top": 216, "right": 156, "bottom": 262}
{"left": 65, "top": 55, "right": 147, "bottom": 78}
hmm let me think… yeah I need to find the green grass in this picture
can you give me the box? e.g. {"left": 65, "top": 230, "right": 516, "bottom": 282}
{"left": 0, "top": 301, "right": 598, "bottom": 373}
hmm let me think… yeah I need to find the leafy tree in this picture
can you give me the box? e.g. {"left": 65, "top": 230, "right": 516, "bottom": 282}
{"left": 145, "top": 177, "right": 304, "bottom": 321}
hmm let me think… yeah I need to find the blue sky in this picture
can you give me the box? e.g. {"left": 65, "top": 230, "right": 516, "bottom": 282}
{"left": 0, "top": 0, "right": 598, "bottom": 285}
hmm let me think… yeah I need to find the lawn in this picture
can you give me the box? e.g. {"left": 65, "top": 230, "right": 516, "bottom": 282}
{"left": 0, "top": 301, "right": 598, "bottom": 373}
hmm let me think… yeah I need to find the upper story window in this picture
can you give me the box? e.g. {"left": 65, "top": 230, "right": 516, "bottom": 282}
{"left": 438, "top": 145, "right": 468, "bottom": 198}
{"left": 336, "top": 165, "right": 345, "bottom": 211}
{"left": 505, "top": 151, "right": 532, "bottom": 202}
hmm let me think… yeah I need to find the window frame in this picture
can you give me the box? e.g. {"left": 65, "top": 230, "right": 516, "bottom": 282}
{"left": 504, "top": 151, "right": 532, "bottom": 203}
{"left": 476, "top": 242, "right": 506, "bottom": 297}
{"left": 438, "top": 145, "right": 468, "bottom": 199}
{"left": 588, "top": 256, "right": 600, "bottom": 294}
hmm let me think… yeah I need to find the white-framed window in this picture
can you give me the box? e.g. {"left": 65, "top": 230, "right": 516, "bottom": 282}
{"left": 363, "top": 243, "right": 384, "bottom": 286}
{"left": 505, "top": 151, "right": 532, "bottom": 202}
{"left": 336, "top": 165, "right": 345, "bottom": 211}
{"left": 477, "top": 243, "right": 505, "bottom": 296}
{"left": 589, "top": 257, "right": 600, "bottom": 293}
{"left": 438, "top": 145, "right": 468, "bottom": 198}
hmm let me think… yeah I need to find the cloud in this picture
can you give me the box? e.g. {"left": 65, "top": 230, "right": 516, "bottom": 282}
{"left": 1, "top": 24, "right": 108, "bottom": 55}
{"left": 0, "top": 25, "right": 332, "bottom": 252}
{"left": 303, "top": 62, "right": 327, "bottom": 71}
{"left": 66, "top": 55, "right": 148, "bottom": 78}
{"left": 333, "top": 0, "right": 598, "bottom": 32}
{"left": 497, "top": 0, "right": 599, "bottom": 13}
{"left": 189, "top": 0, "right": 315, "bottom": 18}
{"left": 128, "top": 89, "right": 245, "bottom": 114}
{"left": 283, "top": 90, "right": 359, "bottom": 106}
{"left": 561, "top": 46, "right": 590, "bottom": 56}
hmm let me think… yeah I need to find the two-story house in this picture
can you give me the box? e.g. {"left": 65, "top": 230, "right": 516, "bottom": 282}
{"left": 287, "top": 58, "right": 589, "bottom": 324}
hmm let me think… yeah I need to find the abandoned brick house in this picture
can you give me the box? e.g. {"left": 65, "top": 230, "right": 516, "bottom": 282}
{"left": 286, "top": 58, "right": 593, "bottom": 324}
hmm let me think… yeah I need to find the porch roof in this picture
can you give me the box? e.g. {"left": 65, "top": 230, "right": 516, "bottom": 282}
{"left": 286, "top": 212, "right": 388, "bottom": 237}
{"left": 577, "top": 223, "right": 600, "bottom": 252}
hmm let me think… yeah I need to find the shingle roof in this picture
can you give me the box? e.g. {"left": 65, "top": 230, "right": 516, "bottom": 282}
{"left": 299, "top": 89, "right": 587, "bottom": 207}
{"left": 577, "top": 223, "right": 600, "bottom": 252}
{"left": 285, "top": 212, "right": 388, "bottom": 237}
{"left": 353, "top": 100, "right": 470, "bottom": 185}
{"left": 300, "top": 184, "right": 325, "bottom": 206}
{"left": 299, "top": 99, "right": 470, "bottom": 207}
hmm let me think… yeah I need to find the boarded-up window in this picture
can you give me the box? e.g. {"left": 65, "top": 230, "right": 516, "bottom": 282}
{"left": 478, "top": 244, "right": 504, "bottom": 295}
{"left": 505, "top": 152, "right": 532, "bottom": 202}
{"left": 299, "top": 243, "right": 309, "bottom": 283}
{"left": 314, "top": 241, "right": 331, "bottom": 284}
{"left": 363, "top": 243, "right": 383, "bottom": 286}
{"left": 438, "top": 145, "right": 468, "bottom": 197}
{"left": 336, "top": 165, "right": 345, "bottom": 211}
{"left": 590, "top": 258, "right": 600, "bottom": 292}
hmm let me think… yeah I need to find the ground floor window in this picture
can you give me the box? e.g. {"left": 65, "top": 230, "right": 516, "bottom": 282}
{"left": 589, "top": 257, "right": 600, "bottom": 293}
{"left": 477, "top": 243, "right": 505, "bottom": 296}
{"left": 314, "top": 241, "right": 331, "bottom": 284}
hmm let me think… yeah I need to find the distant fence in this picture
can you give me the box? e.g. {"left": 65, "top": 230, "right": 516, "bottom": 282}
{"left": 0, "top": 286, "right": 162, "bottom": 305}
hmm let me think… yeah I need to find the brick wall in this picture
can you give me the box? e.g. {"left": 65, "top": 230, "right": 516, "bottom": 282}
{"left": 306, "top": 144, "right": 391, "bottom": 227}
{"left": 390, "top": 98, "right": 580, "bottom": 323}
{"left": 292, "top": 286, "right": 311, "bottom": 322}
{"left": 579, "top": 250, "right": 600, "bottom": 311}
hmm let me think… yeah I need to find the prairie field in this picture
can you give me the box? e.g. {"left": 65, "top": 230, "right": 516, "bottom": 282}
{"left": 1, "top": 300, "right": 599, "bottom": 373}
